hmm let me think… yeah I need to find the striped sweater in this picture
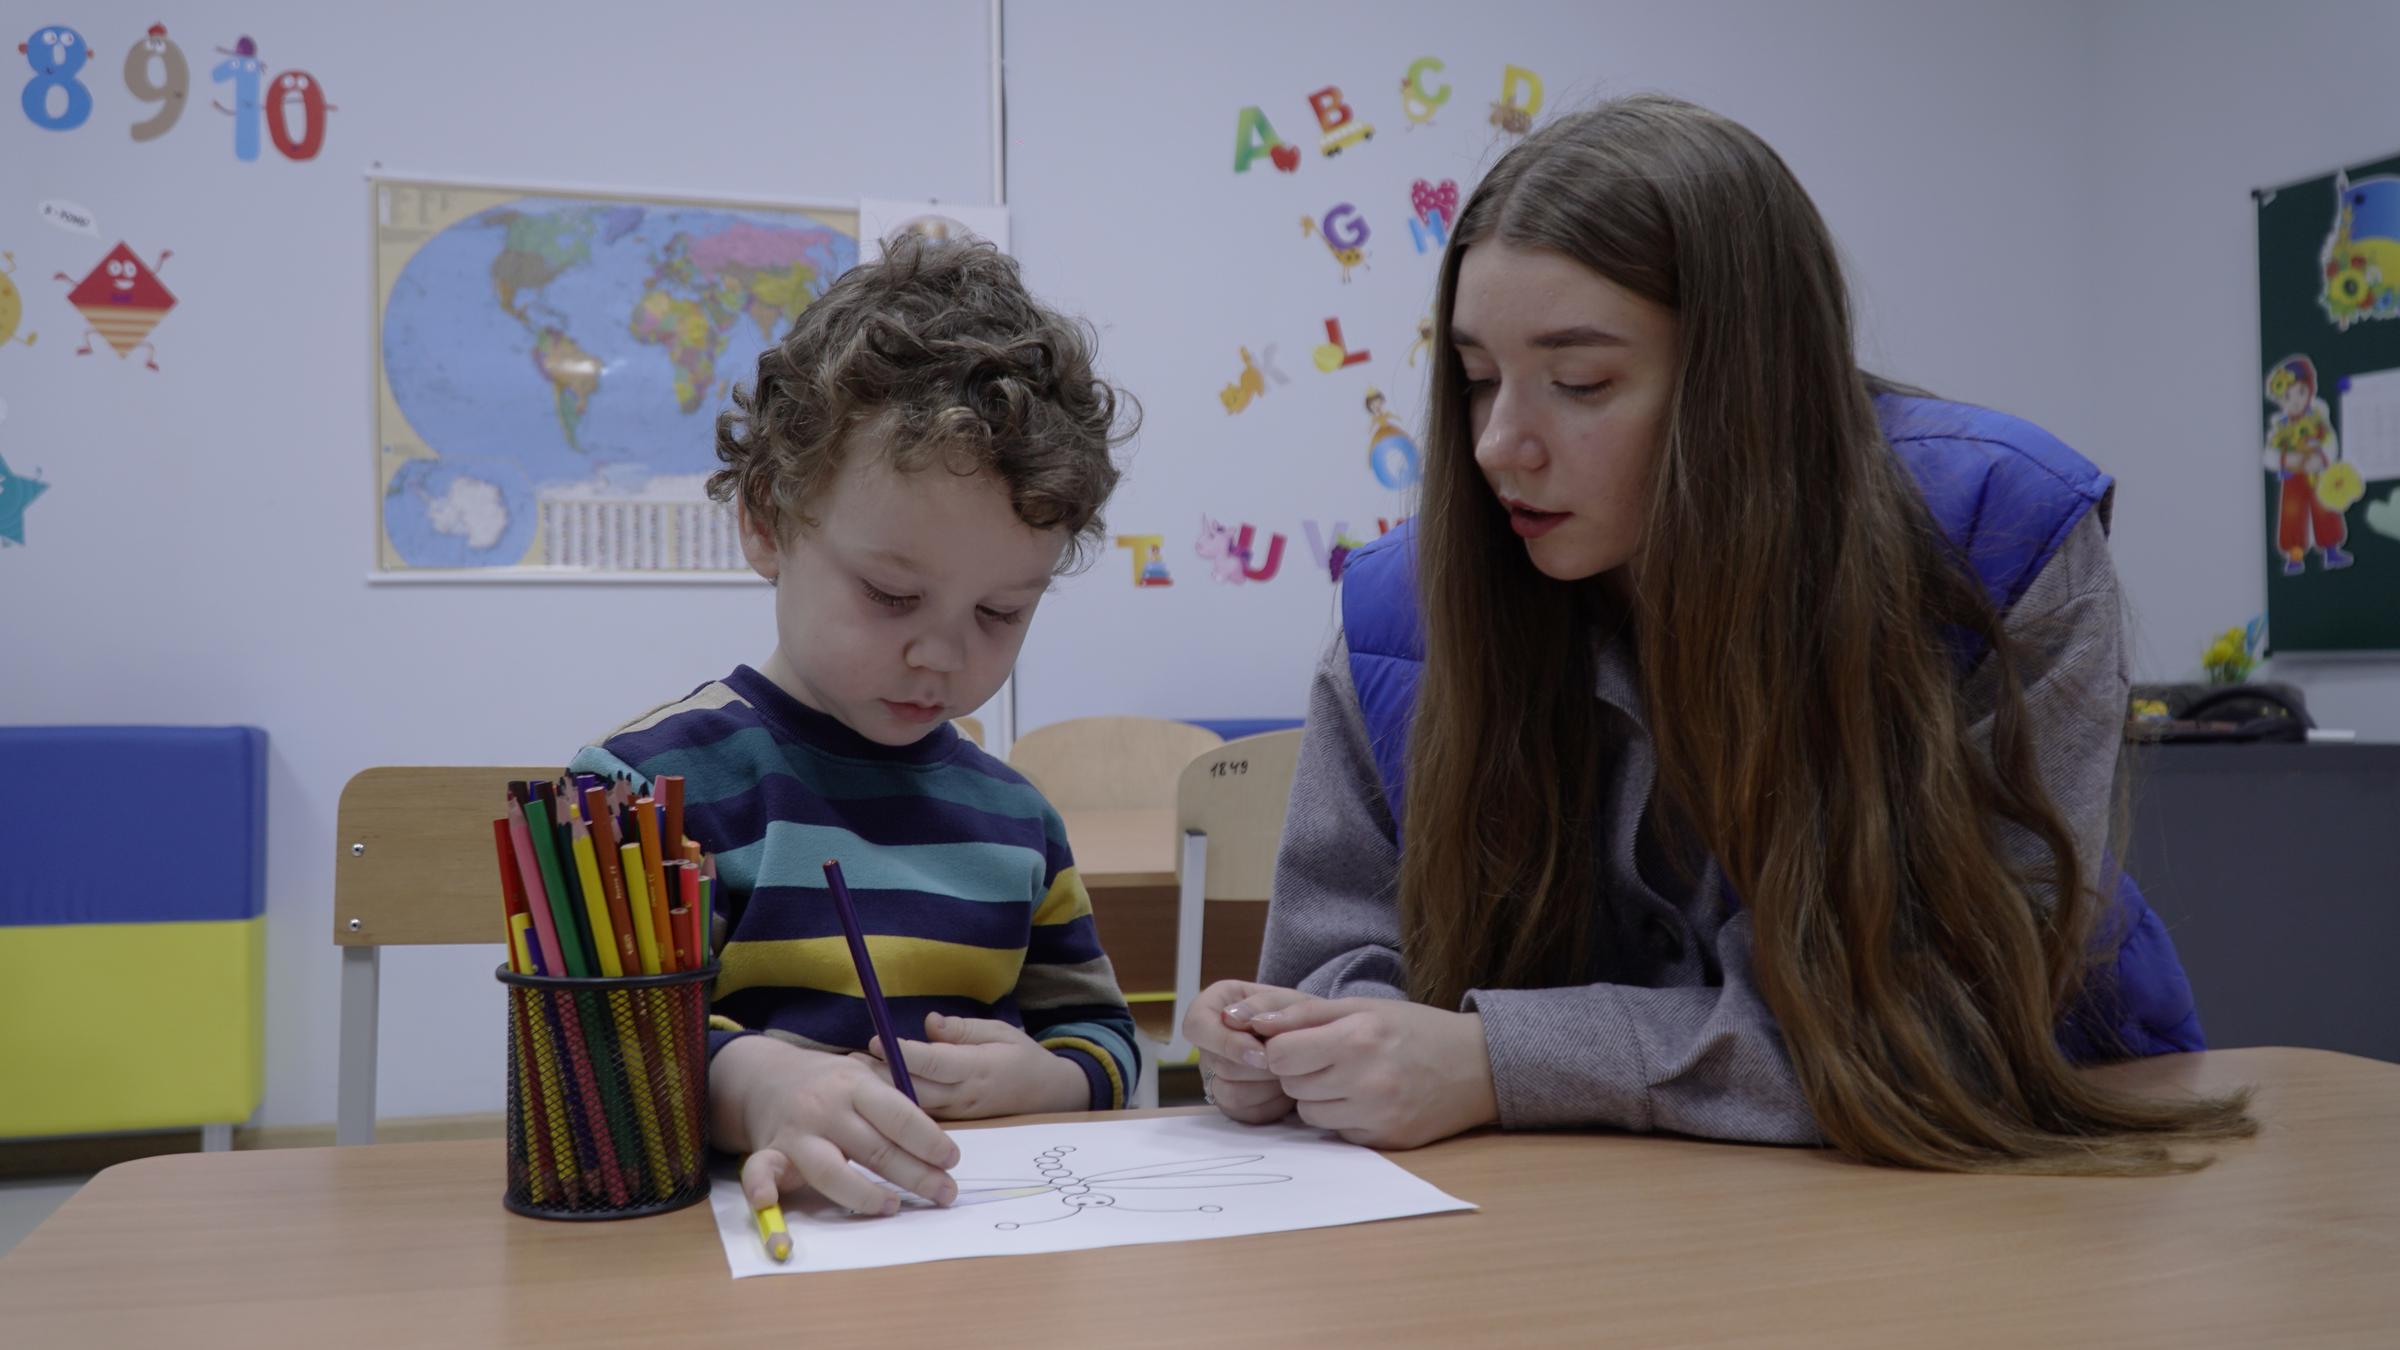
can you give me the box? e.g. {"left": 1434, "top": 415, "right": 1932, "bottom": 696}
{"left": 569, "top": 665, "right": 1140, "bottom": 1111}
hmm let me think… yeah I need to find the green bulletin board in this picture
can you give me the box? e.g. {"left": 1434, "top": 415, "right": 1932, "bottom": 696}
{"left": 2255, "top": 150, "right": 2400, "bottom": 653}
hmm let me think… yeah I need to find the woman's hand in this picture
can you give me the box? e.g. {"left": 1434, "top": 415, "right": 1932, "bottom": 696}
{"left": 1249, "top": 998, "right": 1499, "bottom": 1149}
{"left": 1182, "top": 980, "right": 1324, "bottom": 1124}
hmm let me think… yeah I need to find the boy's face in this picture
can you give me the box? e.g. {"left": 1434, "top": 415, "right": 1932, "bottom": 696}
{"left": 740, "top": 448, "right": 1065, "bottom": 747}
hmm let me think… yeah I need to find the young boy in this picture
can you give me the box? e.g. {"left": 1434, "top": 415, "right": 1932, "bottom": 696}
{"left": 570, "top": 236, "right": 1140, "bottom": 1220}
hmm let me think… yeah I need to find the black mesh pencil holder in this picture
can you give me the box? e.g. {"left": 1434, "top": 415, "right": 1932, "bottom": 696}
{"left": 497, "top": 962, "right": 716, "bottom": 1220}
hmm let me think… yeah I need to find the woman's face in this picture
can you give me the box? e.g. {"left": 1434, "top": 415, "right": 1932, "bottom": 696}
{"left": 1451, "top": 241, "right": 1679, "bottom": 582}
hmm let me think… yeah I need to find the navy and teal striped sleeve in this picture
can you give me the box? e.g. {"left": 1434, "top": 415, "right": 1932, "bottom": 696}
{"left": 1018, "top": 806, "right": 1142, "bottom": 1110}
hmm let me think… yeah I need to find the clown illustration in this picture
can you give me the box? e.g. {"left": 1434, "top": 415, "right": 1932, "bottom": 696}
{"left": 2261, "top": 354, "right": 2357, "bottom": 573}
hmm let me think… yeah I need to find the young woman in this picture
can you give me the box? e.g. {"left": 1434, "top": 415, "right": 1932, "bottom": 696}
{"left": 1185, "top": 95, "right": 2253, "bottom": 1175}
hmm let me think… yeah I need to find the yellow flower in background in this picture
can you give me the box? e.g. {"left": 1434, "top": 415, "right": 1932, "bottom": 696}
{"left": 2316, "top": 461, "right": 2365, "bottom": 512}
{"left": 2202, "top": 619, "right": 2260, "bottom": 684}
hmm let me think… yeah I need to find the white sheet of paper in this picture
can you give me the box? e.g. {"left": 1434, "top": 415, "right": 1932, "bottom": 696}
{"left": 2340, "top": 367, "right": 2400, "bottom": 480}
{"left": 707, "top": 1113, "right": 1475, "bottom": 1276}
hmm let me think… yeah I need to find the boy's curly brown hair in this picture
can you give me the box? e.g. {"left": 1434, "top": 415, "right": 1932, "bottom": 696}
{"left": 709, "top": 233, "right": 1135, "bottom": 572}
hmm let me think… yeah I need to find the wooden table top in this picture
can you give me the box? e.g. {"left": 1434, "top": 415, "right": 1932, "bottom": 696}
{"left": 4, "top": 1048, "right": 2394, "bottom": 1349}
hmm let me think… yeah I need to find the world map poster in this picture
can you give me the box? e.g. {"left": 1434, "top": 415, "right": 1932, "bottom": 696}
{"left": 372, "top": 177, "right": 859, "bottom": 577}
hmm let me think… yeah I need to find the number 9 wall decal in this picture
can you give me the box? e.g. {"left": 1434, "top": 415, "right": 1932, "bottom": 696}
{"left": 22, "top": 24, "right": 332, "bottom": 161}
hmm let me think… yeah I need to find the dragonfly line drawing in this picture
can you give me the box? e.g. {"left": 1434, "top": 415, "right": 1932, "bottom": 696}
{"left": 936, "top": 1145, "right": 1294, "bottom": 1230}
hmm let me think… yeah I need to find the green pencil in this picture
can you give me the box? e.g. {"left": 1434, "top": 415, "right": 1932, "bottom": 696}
{"left": 523, "top": 797, "right": 590, "bottom": 979}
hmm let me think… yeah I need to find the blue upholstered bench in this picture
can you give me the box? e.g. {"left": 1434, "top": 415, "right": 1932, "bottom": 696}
{"left": 0, "top": 726, "right": 267, "bottom": 1146}
{"left": 1182, "top": 718, "right": 1304, "bottom": 742}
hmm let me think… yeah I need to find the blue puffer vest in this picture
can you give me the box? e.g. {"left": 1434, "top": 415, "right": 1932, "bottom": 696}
{"left": 1339, "top": 395, "right": 2203, "bottom": 1060}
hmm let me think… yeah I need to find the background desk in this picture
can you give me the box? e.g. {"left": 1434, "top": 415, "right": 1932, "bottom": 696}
{"left": 4, "top": 1048, "right": 2392, "bottom": 1348}
{"left": 1073, "top": 745, "right": 2400, "bottom": 1062}
{"left": 1060, "top": 807, "right": 1266, "bottom": 1037}
{"left": 2125, "top": 742, "right": 2399, "bottom": 1063}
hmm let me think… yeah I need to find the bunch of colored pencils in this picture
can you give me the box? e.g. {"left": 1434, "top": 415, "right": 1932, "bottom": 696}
{"left": 496, "top": 773, "right": 715, "bottom": 982}
{"left": 492, "top": 773, "right": 717, "bottom": 1215}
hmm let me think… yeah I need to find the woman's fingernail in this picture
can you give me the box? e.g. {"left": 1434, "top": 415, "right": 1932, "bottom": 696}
{"left": 1250, "top": 1010, "right": 1283, "bottom": 1025}
{"left": 1225, "top": 1003, "right": 1252, "bottom": 1022}
{"left": 1241, "top": 1049, "right": 1268, "bottom": 1070}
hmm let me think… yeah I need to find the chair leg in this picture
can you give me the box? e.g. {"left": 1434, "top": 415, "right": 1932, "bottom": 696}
{"left": 1133, "top": 1038, "right": 1161, "bottom": 1109}
{"left": 1166, "top": 832, "right": 1209, "bottom": 1064}
{"left": 202, "top": 1123, "right": 233, "bottom": 1153}
{"left": 337, "top": 946, "right": 381, "bottom": 1146}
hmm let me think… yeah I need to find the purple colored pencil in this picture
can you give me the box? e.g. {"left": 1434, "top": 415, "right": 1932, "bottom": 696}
{"left": 821, "top": 859, "right": 916, "bottom": 1104}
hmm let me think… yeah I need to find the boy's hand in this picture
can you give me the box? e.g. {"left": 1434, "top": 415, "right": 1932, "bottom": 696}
{"left": 711, "top": 1035, "right": 959, "bottom": 1217}
{"left": 855, "top": 1012, "right": 1092, "bottom": 1119}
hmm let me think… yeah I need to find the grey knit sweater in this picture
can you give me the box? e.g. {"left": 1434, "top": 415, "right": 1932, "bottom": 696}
{"left": 1259, "top": 510, "right": 2128, "bottom": 1143}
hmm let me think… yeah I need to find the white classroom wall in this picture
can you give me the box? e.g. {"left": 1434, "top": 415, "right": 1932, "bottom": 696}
{"left": 1004, "top": 0, "right": 2117, "bottom": 726}
{"left": 2, "top": 0, "right": 1000, "bottom": 1125}
{"left": 1008, "top": 0, "right": 2400, "bottom": 738}
{"left": 4, "top": 2, "right": 2393, "bottom": 1128}
{"left": 2087, "top": 0, "right": 2400, "bottom": 738}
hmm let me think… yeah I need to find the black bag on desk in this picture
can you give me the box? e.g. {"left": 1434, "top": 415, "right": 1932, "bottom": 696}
{"left": 2128, "top": 681, "right": 2313, "bottom": 743}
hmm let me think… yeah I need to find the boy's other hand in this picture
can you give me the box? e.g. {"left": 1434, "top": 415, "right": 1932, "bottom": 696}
{"left": 713, "top": 1035, "right": 959, "bottom": 1217}
{"left": 855, "top": 1012, "right": 1091, "bottom": 1119}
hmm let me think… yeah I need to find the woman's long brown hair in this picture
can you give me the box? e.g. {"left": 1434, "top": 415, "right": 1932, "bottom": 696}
{"left": 1403, "top": 95, "right": 2253, "bottom": 1174}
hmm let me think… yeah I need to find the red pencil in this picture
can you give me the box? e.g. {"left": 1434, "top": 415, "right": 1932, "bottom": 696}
{"left": 678, "top": 862, "right": 704, "bottom": 967}
{"left": 492, "top": 819, "right": 531, "bottom": 970}
{"left": 582, "top": 786, "right": 640, "bottom": 974}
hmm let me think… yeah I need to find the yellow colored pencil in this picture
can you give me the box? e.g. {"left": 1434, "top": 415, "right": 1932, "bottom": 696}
{"left": 608, "top": 989, "right": 674, "bottom": 1195}
{"left": 646, "top": 983, "right": 699, "bottom": 1182}
{"left": 622, "top": 842, "right": 663, "bottom": 975}
{"left": 755, "top": 1200, "right": 791, "bottom": 1263}
{"left": 571, "top": 824, "right": 623, "bottom": 979}
{"left": 524, "top": 992, "right": 582, "bottom": 1198}
{"left": 504, "top": 912, "right": 564, "bottom": 1201}
{"left": 507, "top": 912, "right": 536, "bottom": 978}
{"left": 511, "top": 996, "right": 552, "bottom": 1205}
